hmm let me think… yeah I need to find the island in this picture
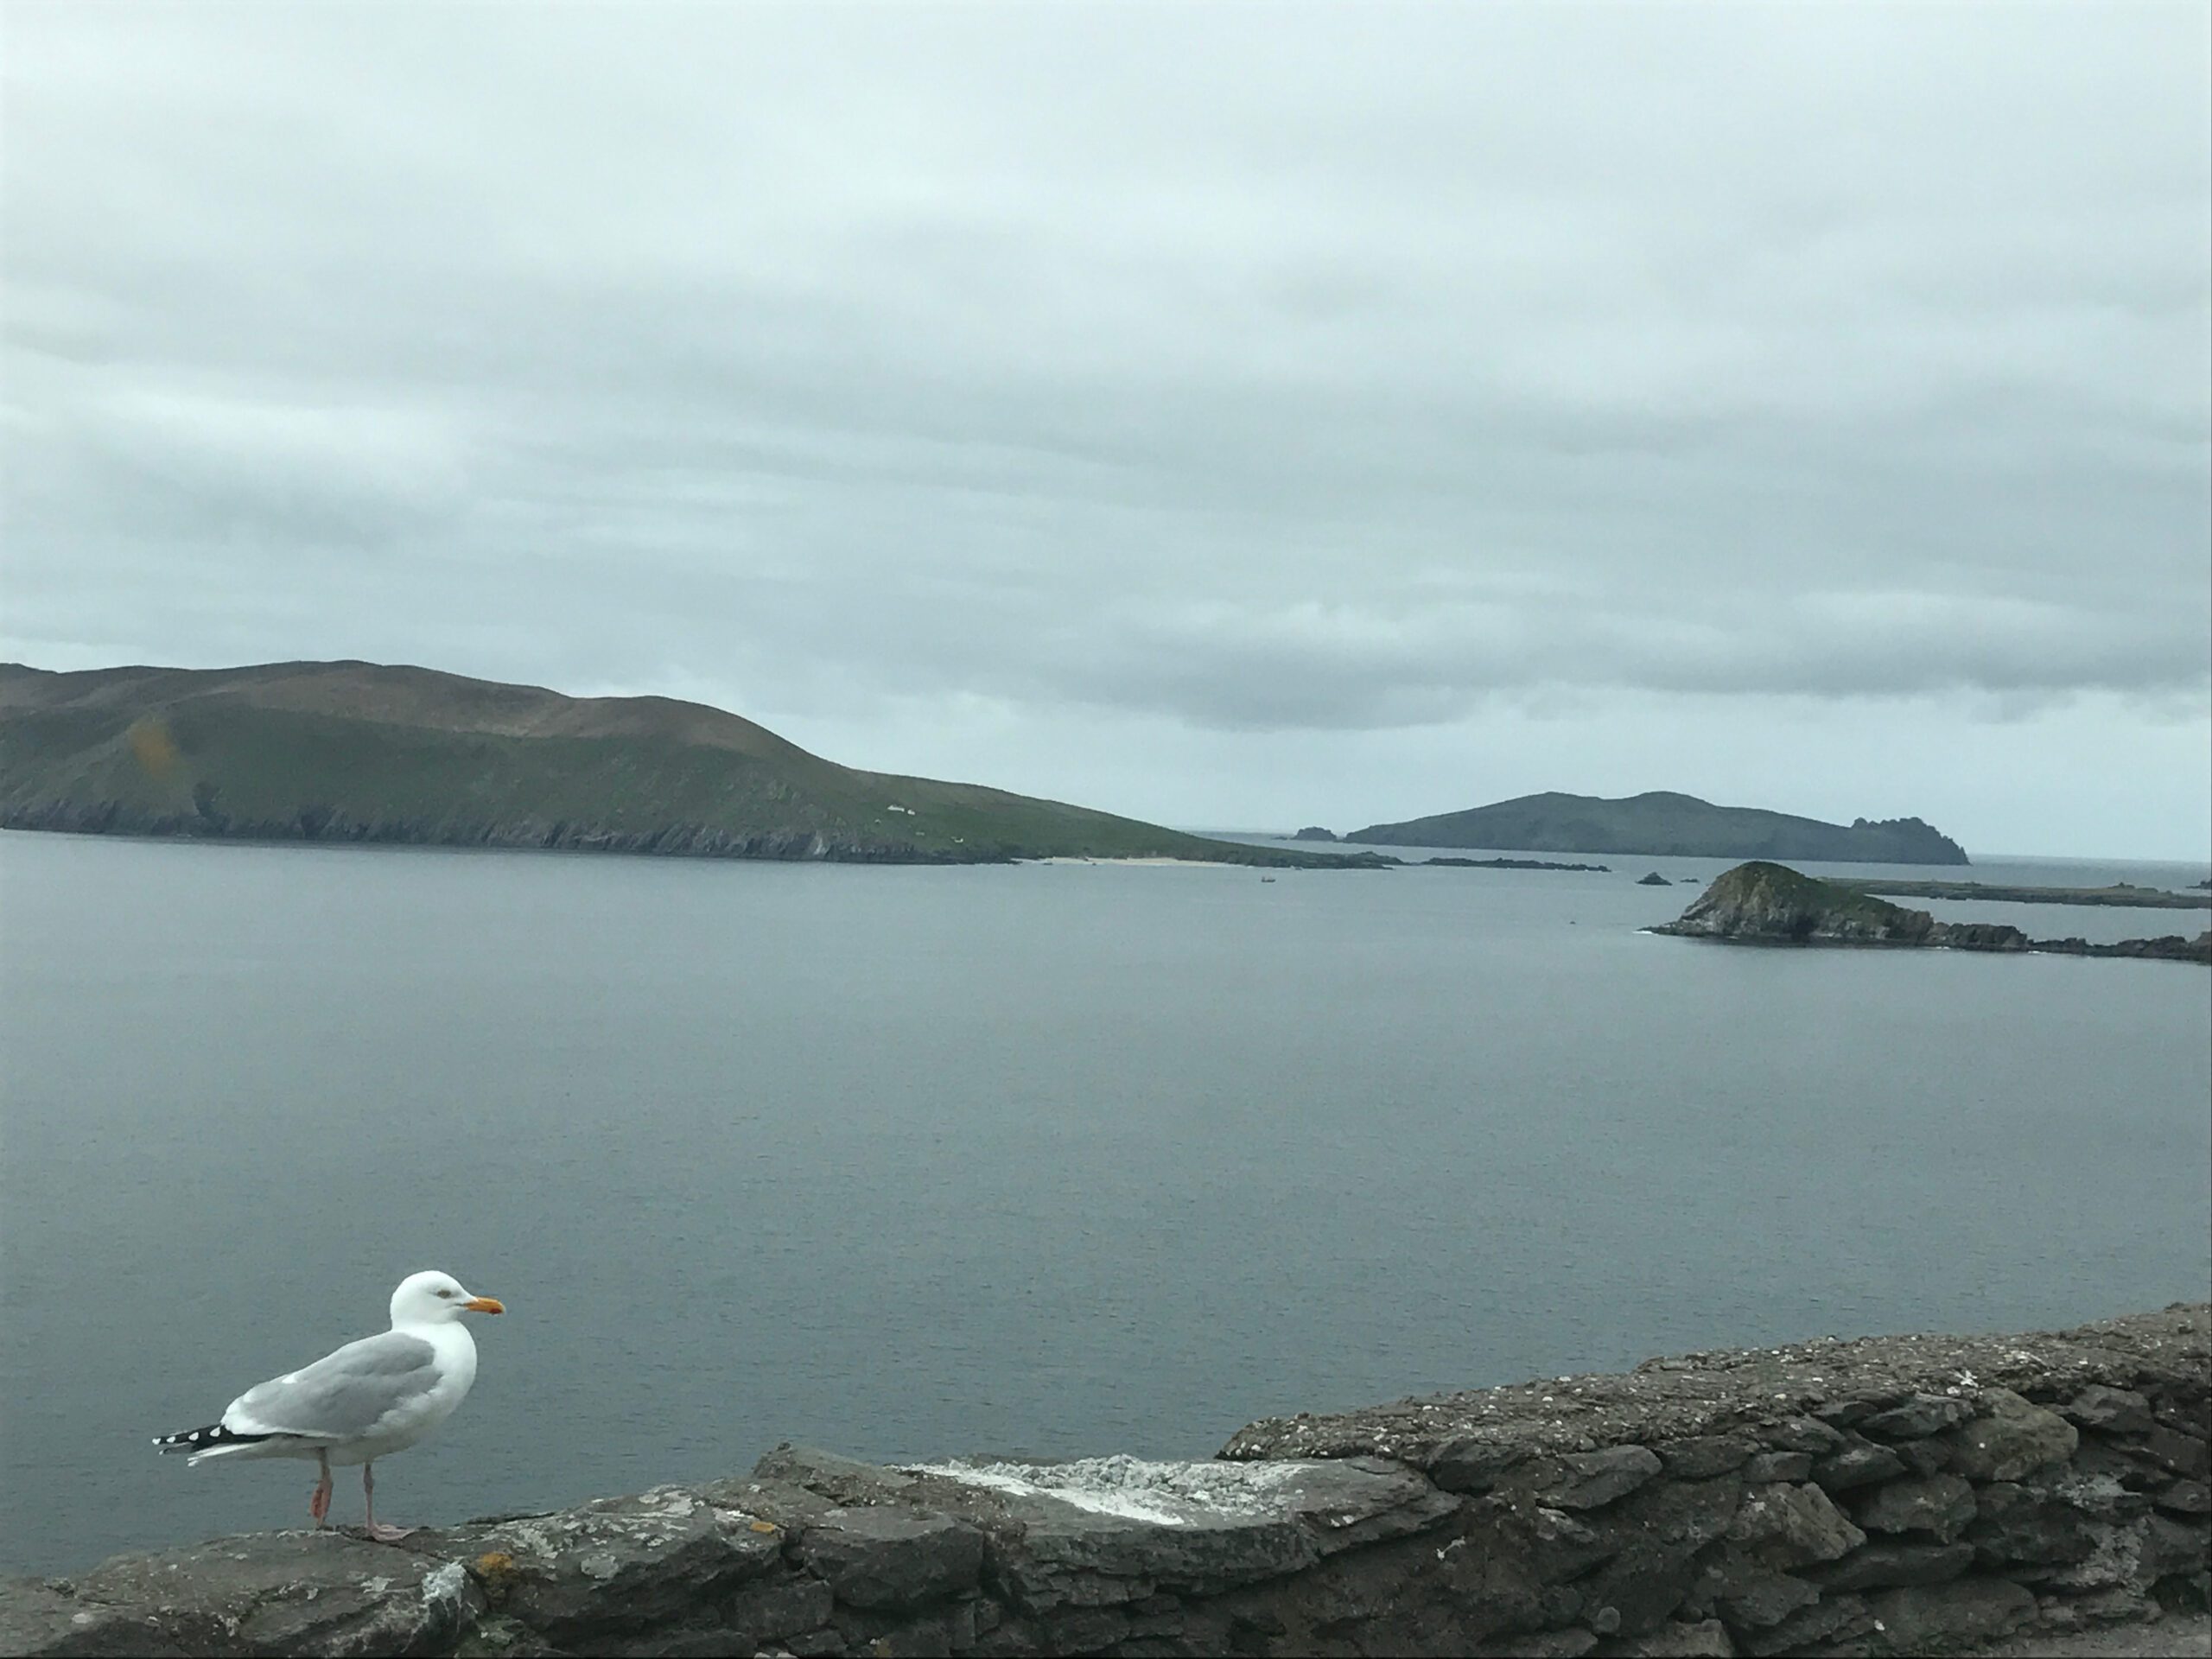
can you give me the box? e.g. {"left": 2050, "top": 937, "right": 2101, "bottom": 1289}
{"left": 1425, "top": 855, "right": 1610, "bottom": 873}
{"left": 1652, "top": 862, "right": 2212, "bottom": 962}
{"left": 0, "top": 662, "right": 1391, "bottom": 869}
{"left": 1348, "top": 791, "right": 1969, "bottom": 864}
{"left": 1833, "top": 879, "right": 2209, "bottom": 909}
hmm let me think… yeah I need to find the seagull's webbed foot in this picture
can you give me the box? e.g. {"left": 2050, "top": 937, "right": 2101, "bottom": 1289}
{"left": 359, "top": 1461, "right": 415, "bottom": 1543}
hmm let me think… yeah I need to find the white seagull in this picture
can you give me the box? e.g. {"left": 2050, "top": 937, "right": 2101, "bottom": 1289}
{"left": 154, "top": 1270, "right": 505, "bottom": 1541}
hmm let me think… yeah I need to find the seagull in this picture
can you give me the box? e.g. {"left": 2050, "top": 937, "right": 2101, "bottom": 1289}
{"left": 154, "top": 1270, "right": 505, "bottom": 1541}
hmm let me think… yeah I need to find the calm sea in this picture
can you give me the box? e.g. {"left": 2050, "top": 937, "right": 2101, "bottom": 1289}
{"left": 3, "top": 830, "right": 2207, "bottom": 1575}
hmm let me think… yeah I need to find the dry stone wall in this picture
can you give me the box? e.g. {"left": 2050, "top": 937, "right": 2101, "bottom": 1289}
{"left": 3, "top": 1305, "right": 2203, "bottom": 1658}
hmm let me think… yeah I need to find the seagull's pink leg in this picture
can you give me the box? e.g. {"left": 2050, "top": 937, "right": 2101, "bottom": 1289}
{"left": 361, "top": 1461, "right": 415, "bottom": 1543}
{"left": 309, "top": 1451, "right": 333, "bottom": 1527}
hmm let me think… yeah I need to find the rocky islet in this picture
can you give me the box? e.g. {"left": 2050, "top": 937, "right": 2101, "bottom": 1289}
{"left": 1651, "top": 863, "right": 2212, "bottom": 963}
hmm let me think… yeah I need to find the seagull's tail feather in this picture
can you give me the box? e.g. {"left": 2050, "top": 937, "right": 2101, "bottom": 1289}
{"left": 154, "top": 1422, "right": 274, "bottom": 1464}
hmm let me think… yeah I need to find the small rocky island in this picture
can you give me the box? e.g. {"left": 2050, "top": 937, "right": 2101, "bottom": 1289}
{"left": 4, "top": 1306, "right": 2203, "bottom": 1657}
{"left": 1654, "top": 863, "right": 2212, "bottom": 963}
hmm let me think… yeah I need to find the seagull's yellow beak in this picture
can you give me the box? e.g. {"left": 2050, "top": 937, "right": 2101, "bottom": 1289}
{"left": 463, "top": 1296, "right": 505, "bottom": 1314}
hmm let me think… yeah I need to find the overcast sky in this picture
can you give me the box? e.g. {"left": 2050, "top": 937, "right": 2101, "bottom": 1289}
{"left": 5, "top": 4, "right": 2207, "bottom": 858}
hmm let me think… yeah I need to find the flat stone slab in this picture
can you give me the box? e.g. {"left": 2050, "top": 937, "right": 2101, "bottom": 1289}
{"left": 804, "top": 1450, "right": 1464, "bottom": 1609}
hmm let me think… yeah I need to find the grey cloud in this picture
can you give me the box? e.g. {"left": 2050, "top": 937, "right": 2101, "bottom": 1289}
{"left": 2, "top": 3, "right": 2205, "bottom": 756}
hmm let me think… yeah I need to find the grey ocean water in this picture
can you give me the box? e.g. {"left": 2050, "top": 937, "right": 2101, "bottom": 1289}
{"left": 3, "top": 830, "right": 2208, "bottom": 1576}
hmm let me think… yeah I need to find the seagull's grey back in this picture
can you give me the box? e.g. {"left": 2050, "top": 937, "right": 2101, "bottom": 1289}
{"left": 226, "top": 1331, "right": 441, "bottom": 1440}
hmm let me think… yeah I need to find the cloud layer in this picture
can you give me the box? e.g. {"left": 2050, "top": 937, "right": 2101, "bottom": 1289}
{"left": 3, "top": 4, "right": 2207, "bottom": 849}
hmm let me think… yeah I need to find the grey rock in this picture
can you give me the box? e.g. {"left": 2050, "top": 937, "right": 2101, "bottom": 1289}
{"left": 1855, "top": 1473, "right": 1977, "bottom": 1542}
{"left": 2143, "top": 1513, "right": 2210, "bottom": 1581}
{"left": 1895, "top": 1439, "right": 1954, "bottom": 1476}
{"left": 1713, "top": 1569, "right": 1817, "bottom": 1630}
{"left": 1611, "top": 1477, "right": 1748, "bottom": 1554}
{"left": 1573, "top": 1480, "right": 1748, "bottom": 1639}
{"left": 2156, "top": 1479, "right": 2212, "bottom": 1515}
{"left": 453, "top": 1611, "right": 563, "bottom": 1655}
{"left": 1522, "top": 1504, "right": 1621, "bottom": 1586}
{"left": 1724, "top": 1482, "right": 1865, "bottom": 1567}
{"left": 1654, "top": 1436, "right": 1758, "bottom": 1480}
{"left": 753, "top": 1445, "right": 922, "bottom": 1508}
{"left": 1804, "top": 1540, "right": 1974, "bottom": 1592}
{"left": 1811, "top": 1399, "right": 1883, "bottom": 1429}
{"left": 1945, "top": 1388, "right": 2079, "bottom": 1482}
{"left": 1573, "top": 1546, "right": 1699, "bottom": 1640}
{"left": 1761, "top": 1417, "right": 1845, "bottom": 1456}
{"left": 2145, "top": 1427, "right": 2212, "bottom": 1481}
{"left": 442, "top": 1486, "right": 783, "bottom": 1652}
{"left": 1613, "top": 1618, "right": 1733, "bottom": 1657}
{"left": 899, "top": 1453, "right": 1453, "bottom": 1609}
{"left": 1811, "top": 1443, "right": 1907, "bottom": 1493}
{"left": 22, "top": 1530, "right": 483, "bottom": 1658}
{"left": 1498, "top": 1628, "right": 1599, "bottom": 1657}
{"left": 1431, "top": 1437, "right": 1535, "bottom": 1493}
{"left": 1739, "top": 1453, "right": 1812, "bottom": 1484}
{"left": 2063, "top": 1386, "right": 2158, "bottom": 1436}
{"left": 726, "top": 1576, "right": 836, "bottom": 1643}
{"left": 2040, "top": 1518, "right": 2153, "bottom": 1593}
{"left": 1735, "top": 1591, "right": 1872, "bottom": 1657}
{"left": 1866, "top": 1577, "right": 2036, "bottom": 1652}
{"left": 2061, "top": 1585, "right": 2159, "bottom": 1627}
{"left": 1965, "top": 1481, "right": 2097, "bottom": 1568}
{"left": 796, "top": 1509, "right": 984, "bottom": 1611}
{"left": 1859, "top": 1394, "right": 1974, "bottom": 1440}
{"left": 0, "top": 1576, "right": 169, "bottom": 1659}
{"left": 1539, "top": 1446, "right": 1668, "bottom": 1511}
{"left": 1250, "top": 1455, "right": 1463, "bottom": 1554}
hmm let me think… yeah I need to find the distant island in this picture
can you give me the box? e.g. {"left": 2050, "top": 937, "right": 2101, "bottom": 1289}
{"left": 1834, "top": 878, "right": 2209, "bottom": 910}
{"left": 1347, "top": 790, "right": 1968, "bottom": 865}
{"left": 0, "top": 662, "right": 1389, "bottom": 869}
{"left": 1653, "top": 862, "right": 2210, "bottom": 963}
{"left": 1426, "top": 855, "right": 1610, "bottom": 873}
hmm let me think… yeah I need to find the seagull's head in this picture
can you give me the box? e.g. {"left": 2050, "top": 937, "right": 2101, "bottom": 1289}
{"left": 391, "top": 1270, "right": 505, "bottom": 1328}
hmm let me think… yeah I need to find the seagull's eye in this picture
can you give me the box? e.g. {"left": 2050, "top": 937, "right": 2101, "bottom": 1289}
{"left": 437, "top": 1289, "right": 454, "bottom": 1298}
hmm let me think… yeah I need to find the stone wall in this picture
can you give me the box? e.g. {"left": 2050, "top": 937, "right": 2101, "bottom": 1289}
{"left": 3, "top": 1305, "right": 2204, "bottom": 1658}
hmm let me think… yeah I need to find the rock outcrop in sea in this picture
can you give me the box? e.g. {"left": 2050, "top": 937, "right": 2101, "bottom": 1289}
{"left": 1653, "top": 863, "right": 2212, "bottom": 963}
{"left": 5, "top": 1306, "right": 2205, "bottom": 1657}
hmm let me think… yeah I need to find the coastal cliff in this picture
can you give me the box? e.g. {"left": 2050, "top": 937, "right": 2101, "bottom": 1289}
{"left": 1348, "top": 792, "right": 1968, "bottom": 866}
{"left": 0, "top": 663, "right": 1382, "bottom": 869}
{"left": 1654, "top": 864, "right": 2212, "bottom": 963}
{"left": 4, "top": 1306, "right": 2205, "bottom": 1658}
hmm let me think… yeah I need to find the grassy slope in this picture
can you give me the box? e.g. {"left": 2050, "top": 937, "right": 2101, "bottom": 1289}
{"left": 0, "top": 662, "right": 1381, "bottom": 868}
{"left": 1347, "top": 790, "right": 1967, "bottom": 864}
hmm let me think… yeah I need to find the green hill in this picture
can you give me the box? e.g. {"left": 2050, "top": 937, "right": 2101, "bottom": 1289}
{"left": 0, "top": 661, "right": 1384, "bottom": 868}
{"left": 1347, "top": 790, "right": 1967, "bottom": 865}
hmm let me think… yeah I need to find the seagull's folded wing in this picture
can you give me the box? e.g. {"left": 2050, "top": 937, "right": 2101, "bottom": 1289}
{"left": 223, "top": 1331, "right": 442, "bottom": 1441}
